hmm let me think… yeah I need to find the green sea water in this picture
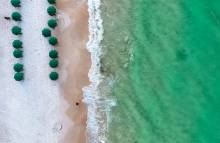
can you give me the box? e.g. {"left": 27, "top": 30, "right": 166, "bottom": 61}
{"left": 100, "top": 0, "right": 220, "bottom": 143}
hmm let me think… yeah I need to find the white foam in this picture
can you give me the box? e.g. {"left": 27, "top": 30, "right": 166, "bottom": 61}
{"left": 83, "top": 0, "right": 116, "bottom": 143}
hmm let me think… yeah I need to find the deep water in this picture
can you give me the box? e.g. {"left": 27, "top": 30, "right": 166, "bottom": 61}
{"left": 100, "top": 0, "right": 220, "bottom": 142}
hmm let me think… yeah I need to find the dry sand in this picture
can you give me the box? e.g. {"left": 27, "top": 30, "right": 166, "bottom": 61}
{"left": 56, "top": 1, "right": 90, "bottom": 143}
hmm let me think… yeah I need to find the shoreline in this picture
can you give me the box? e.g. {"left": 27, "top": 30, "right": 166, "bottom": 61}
{"left": 56, "top": 0, "right": 90, "bottom": 143}
{"left": 83, "top": 0, "right": 113, "bottom": 142}
{"left": 0, "top": 0, "right": 108, "bottom": 143}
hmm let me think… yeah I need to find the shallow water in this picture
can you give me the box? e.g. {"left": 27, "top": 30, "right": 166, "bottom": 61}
{"left": 100, "top": 0, "right": 220, "bottom": 142}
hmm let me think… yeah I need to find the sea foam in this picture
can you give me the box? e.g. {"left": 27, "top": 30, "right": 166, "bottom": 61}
{"left": 83, "top": 0, "right": 116, "bottom": 143}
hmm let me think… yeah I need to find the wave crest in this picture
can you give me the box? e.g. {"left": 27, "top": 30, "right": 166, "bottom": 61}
{"left": 83, "top": 0, "right": 116, "bottom": 143}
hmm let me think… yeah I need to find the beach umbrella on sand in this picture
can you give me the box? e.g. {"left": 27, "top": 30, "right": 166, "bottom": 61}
{"left": 48, "top": 19, "right": 57, "bottom": 29}
{"left": 11, "top": 0, "right": 21, "bottom": 7}
{"left": 42, "top": 28, "right": 51, "bottom": 37}
{"left": 13, "top": 49, "right": 23, "bottom": 58}
{"left": 49, "top": 59, "right": 58, "bottom": 68}
{"left": 49, "top": 36, "right": 58, "bottom": 45}
{"left": 11, "top": 26, "right": 22, "bottom": 35}
{"left": 49, "top": 50, "right": 58, "bottom": 58}
{"left": 12, "top": 40, "right": 22, "bottom": 49}
{"left": 47, "top": 6, "right": 57, "bottom": 16}
{"left": 11, "top": 12, "right": 22, "bottom": 21}
{"left": 14, "top": 72, "right": 24, "bottom": 81}
{"left": 13, "top": 63, "right": 24, "bottom": 72}
{"left": 47, "top": 0, "right": 56, "bottom": 4}
{"left": 49, "top": 72, "right": 59, "bottom": 80}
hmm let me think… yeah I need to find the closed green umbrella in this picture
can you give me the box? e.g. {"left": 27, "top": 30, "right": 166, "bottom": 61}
{"left": 49, "top": 72, "right": 59, "bottom": 80}
{"left": 42, "top": 28, "right": 51, "bottom": 37}
{"left": 13, "top": 63, "right": 24, "bottom": 72}
{"left": 11, "top": 0, "right": 21, "bottom": 7}
{"left": 49, "top": 36, "right": 58, "bottom": 45}
{"left": 47, "top": 0, "right": 56, "bottom": 4}
{"left": 13, "top": 49, "right": 23, "bottom": 58}
{"left": 11, "top": 12, "right": 22, "bottom": 21}
{"left": 12, "top": 40, "right": 22, "bottom": 49}
{"left": 49, "top": 59, "right": 59, "bottom": 68}
{"left": 11, "top": 26, "right": 22, "bottom": 35}
{"left": 47, "top": 6, "right": 57, "bottom": 16}
{"left": 48, "top": 19, "right": 57, "bottom": 29}
{"left": 14, "top": 72, "right": 24, "bottom": 81}
{"left": 49, "top": 50, "right": 58, "bottom": 58}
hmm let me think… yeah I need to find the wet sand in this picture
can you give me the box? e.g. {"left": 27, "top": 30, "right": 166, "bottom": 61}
{"left": 56, "top": 1, "right": 90, "bottom": 143}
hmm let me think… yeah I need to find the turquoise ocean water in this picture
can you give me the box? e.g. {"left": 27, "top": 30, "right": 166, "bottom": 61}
{"left": 99, "top": 0, "right": 220, "bottom": 142}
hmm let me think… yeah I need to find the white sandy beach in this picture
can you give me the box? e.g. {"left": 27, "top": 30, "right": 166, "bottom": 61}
{"left": 56, "top": 0, "right": 90, "bottom": 143}
{"left": 0, "top": 0, "right": 104, "bottom": 142}
{"left": 0, "top": 0, "right": 63, "bottom": 142}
